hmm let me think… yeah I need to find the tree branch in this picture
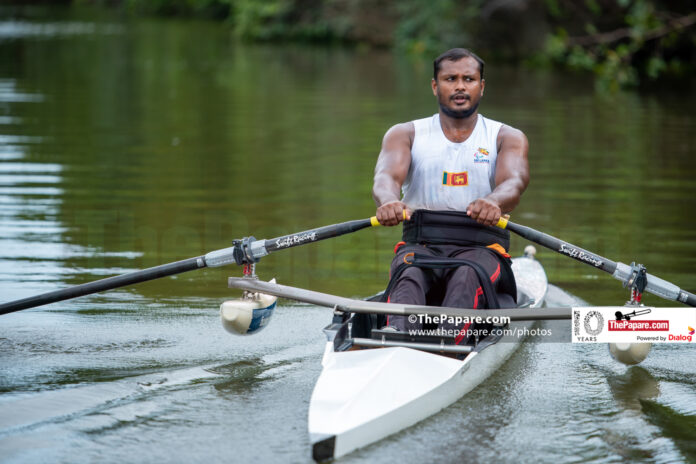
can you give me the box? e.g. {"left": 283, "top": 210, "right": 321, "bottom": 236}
{"left": 567, "top": 12, "right": 696, "bottom": 47}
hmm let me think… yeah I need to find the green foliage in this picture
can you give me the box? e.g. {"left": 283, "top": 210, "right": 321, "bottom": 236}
{"left": 219, "top": 0, "right": 359, "bottom": 43}
{"left": 233, "top": 0, "right": 292, "bottom": 40}
{"left": 393, "top": 0, "right": 479, "bottom": 56}
{"left": 543, "top": 0, "right": 696, "bottom": 91}
{"left": 544, "top": 0, "right": 562, "bottom": 18}
{"left": 122, "top": 0, "right": 232, "bottom": 18}
{"left": 584, "top": 0, "right": 601, "bottom": 16}
{"left": 645, "top": 56, "right": 665, "bottom": 79}
{"left": 76, "top": 0, "right": 695, "bottom": 91}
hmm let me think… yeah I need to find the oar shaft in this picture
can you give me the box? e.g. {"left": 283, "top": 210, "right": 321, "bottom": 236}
{"left": 203, "top": 217, "right": 377, "bottom": 267}
{"left": 498, "top": 218, "right": 696, "bottom": 307}
{"left": 503, "top": 220, "right": 618, "bottom": 274}
{"left": 684, "top": 293, "right": 696, "bottom": 306}
{"left": 0, "top": 257, "right": 206, "bottom": 316}
{"left": 1, "top": 217, "right": 381, "bottom": 315}
{"left": 264, "top": 218, "right": 375, "bottom": 254}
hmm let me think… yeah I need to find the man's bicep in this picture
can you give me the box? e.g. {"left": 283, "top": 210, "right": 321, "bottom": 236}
{"left": 375, "top": 123, "right": 413, "bottom": 185}
{"left": 495, "top": 126, "right": 529, "bottom": 187}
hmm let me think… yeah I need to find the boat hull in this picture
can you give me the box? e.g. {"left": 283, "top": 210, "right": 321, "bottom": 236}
{"left": 309, "top": 254, "right": 546, "bottom": 461}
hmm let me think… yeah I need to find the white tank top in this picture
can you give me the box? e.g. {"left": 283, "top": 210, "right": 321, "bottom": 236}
{"left": 402, "top": 113, "right": 503, "bottom": 211}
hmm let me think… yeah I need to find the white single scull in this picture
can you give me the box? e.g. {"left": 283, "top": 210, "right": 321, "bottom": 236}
{"left": 227, "top": 248, "right": 548, "bottom": 461}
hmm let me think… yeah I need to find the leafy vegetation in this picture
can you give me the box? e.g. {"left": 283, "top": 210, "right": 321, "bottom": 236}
{"left": 73, "top": 0, "right": 696, "bottom": 90}
{"left": 542, "top": 0, "right": 696, "bottom": 91}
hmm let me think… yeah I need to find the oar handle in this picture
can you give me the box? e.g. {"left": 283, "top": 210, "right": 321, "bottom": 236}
{"left": 369, "top": 209, "right": 410, "bottom": 227}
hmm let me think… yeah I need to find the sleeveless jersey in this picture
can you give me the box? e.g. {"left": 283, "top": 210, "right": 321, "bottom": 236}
{"left": 401, "top": 113, "right": 503, "bottom": 211}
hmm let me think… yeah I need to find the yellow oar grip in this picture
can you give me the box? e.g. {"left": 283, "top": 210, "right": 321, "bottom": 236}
{"left": 373, "top": 213, "right": 507, "bottom": 228}
{"left": 370, "top": 210, "right": 408, "bottom": 227}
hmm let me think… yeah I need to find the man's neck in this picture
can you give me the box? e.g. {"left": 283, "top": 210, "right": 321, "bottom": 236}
{"left": 438, "top": 111, "right": 478, "bottom": 143}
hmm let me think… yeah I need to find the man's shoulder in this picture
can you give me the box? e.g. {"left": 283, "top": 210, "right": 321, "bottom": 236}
{"left": 384, "top": 121, "right": 416, "bottom": 144}
{"left": 495, "top": 123, "right": 528, "bottom": 152}
{"left": 479, "top": 114, "right": 525, "bottom": 141}
{"left": 479, "top": 114, "right": 505, "bottom": 130}
{"left": 391, "top": 114, "right": 437, "bottom": 136}
{"left": 390, "top": 121, "right": 416, "bottom": 131}
{"left": 497, "top": 124, "right": 526, "bottom": 140}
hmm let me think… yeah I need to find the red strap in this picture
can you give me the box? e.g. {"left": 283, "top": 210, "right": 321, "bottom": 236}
{"left": 490, "top": 263, "right": 501, "bottom": 283}
{"left": 393, "top": 241, "right": 406, "bottom": 254}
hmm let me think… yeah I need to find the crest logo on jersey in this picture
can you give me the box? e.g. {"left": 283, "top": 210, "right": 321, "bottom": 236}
{"left": 474, "top": 147, "right": 490, "bottom": 164}
{"left": 442, "top": 171, "right": 468, "bottom": 186}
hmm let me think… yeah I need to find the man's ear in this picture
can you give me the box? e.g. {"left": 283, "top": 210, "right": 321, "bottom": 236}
{"left": 431, "top": 78, "right": 437, "bottom": 96}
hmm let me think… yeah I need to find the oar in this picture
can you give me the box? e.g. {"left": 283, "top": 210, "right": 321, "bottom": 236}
{"left": 0, "top": 217, "right": 385, "bottom": 315}
{"left": 496, "top": 217, "right": 696, "bottom": 307}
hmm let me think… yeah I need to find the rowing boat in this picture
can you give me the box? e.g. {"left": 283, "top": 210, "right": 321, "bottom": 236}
{"left": 3, "top": 215, "right": 694, "bottom": 461}
{"left": 227, "top": 247, "right": 548, "bottom": 461}
{"left": 311, "top": 250, "right": 547, "bottom": 460}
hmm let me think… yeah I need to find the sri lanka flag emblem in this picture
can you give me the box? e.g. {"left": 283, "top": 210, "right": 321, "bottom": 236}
{"left": 442, "top": 171, "right": 468, "bottom": 186}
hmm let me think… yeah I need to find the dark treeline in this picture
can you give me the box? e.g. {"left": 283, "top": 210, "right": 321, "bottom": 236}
{"left": 33, "top": 0, "right": 696, "bottom": 90}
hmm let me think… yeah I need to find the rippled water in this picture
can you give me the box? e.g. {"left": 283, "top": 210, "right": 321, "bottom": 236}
{"left": 1, "top": 5, "right": 695, "bottom": 464}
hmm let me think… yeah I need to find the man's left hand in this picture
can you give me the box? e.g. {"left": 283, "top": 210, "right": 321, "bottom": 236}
{"left": 466, "top": 198, "right": 502, "bottom": 227}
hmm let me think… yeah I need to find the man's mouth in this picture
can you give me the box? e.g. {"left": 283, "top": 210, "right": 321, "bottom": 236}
{"left": 451, "top": 94, "right": 470, "bottom": 104}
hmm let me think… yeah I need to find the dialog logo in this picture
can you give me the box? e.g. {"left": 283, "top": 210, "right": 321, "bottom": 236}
{"left": 669, "top": 327, "right": 694, "bottom": 342}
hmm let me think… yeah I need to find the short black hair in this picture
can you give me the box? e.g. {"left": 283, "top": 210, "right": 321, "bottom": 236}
{"left": 433, "top": 48, "right": 485, "bottom": 80}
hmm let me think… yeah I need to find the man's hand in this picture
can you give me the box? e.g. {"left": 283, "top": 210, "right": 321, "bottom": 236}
{"left": 466, "top": 197, "right": 501, "bottom": 227}
{"left": 376, "top": 201, "right": 411, "bottom": 226}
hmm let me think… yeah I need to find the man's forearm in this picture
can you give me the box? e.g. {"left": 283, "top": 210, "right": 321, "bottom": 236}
{"left": 485, "top": 177, "right": 527, "bottom": 213}
{"left": 372, "top": 175, "right": 402, "bottom": 206}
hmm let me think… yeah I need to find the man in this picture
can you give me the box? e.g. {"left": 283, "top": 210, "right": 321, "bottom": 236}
{"left": 372, "top": 48, "right": 529, "bottom": 340}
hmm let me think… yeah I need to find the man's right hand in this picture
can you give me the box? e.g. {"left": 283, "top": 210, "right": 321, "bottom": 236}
{"left": 376, "top": 201, "right": 411, "bottom": 226}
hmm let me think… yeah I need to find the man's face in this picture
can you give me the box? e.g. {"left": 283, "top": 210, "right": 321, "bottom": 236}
{"left": 432, "top": 57, "right": 485, "bottom": 119}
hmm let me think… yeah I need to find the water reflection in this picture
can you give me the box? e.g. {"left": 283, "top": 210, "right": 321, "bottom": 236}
{"left": 606, "top": 366, "right": 660, "bottom": 411}
{"left": 640, "top": 399, "right": 696, "bottom": 462}
{"left": 0, "top": 6, "right": 695, "bottom": 464}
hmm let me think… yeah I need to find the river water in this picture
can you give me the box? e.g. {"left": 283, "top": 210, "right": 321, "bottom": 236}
{"left": 1, "top": 5, "right": 695, "bottom": 464}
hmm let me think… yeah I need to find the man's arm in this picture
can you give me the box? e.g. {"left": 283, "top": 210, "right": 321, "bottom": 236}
{"left": 372, "top": 122, "right": 414, "bottom": 226}
{"left": 466, "top": 125, "right": 529, "bottom": 227}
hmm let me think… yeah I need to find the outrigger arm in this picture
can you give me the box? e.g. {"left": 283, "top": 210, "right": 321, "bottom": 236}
{"left": 227, "top": 277, "right": 573, "bottom": 321}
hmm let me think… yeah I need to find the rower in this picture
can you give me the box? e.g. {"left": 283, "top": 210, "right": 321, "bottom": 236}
{"left": 372, "top": 48, "right": 530, "bottom": 341}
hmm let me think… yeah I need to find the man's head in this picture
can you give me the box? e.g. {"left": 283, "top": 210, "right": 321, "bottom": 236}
{"left": 433, "top": 48, "right": 484, "bottom": 81}
{"left": 432, "top": 48, "right": 485, "bottom": 119}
